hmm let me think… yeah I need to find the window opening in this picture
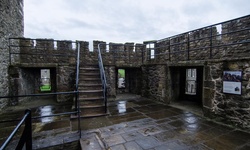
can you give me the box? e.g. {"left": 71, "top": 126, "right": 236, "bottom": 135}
{"left": 72, "top": 42, "right": 76, "bottom": 50}
{"left": 133, "top": 44, "right": 135, "bottom": 52}
{"left": 118, "top": 69, "right": 125, "bottom": 88}
{"left": 215, "top": 24, "right": 222, "bottom": 40}
{"left": 40, "top": 69, "right": 51, "bottom": 92}
{"left": 185, "top": 68, "right": 196, "bottom": 95}
{"left": 146, "top": 43, "right": 155, "bottom": 59}
{"left": 33, "top": 39, "right": 37, "bottom": 48}
{"left": 54, "top": 41, "right": 57, "bottom": 50}
{"left": 89, "top": 41, "right": 93, "bottom": 52}
{"left": 106, "top": 44, "right": 109, "bottom": 52}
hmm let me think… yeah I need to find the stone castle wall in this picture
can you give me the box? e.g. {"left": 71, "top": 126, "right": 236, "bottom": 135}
{"left": 0, "top": 0, "right": 24, "bottom": 108}
{"left": 203, "top": 60, "right": 250, "bottom": 129}
{"left": 79, "top": 40, "right": 144, "bottom": 67}
{"left": 150, "top": 16, "right": 250, "bottom": 63}
{"left": 140, "top": 15, "right": 250, "bottom": 130}
{"left": 8, "top": 38, "right": 78, "bottom": 102}
{"left": 1, "top": 1, "right": 249, "bottom": 130}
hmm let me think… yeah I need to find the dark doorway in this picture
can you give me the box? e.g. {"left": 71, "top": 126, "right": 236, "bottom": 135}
{"left": 179, "top": 67, "right": 203, "bottom": 105}
{"left": 118, "top": 69, "right": 125, "bottom": 89}
{"left": 116, "top": 68, "right": 142, "bottom": 95}
{"left": 170, "top": 66, "right": 203, "bottom": 106}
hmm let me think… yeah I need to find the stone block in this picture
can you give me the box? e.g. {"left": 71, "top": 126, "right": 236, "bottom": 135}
{"left": 203, "top": 88, "right": 215, "bottom": 108}
{"left": 204, "top": 81, "right": 215, "bottom": 88}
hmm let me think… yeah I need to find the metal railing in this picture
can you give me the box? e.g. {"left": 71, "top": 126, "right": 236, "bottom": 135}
{"left": 1, "top": 39, "right": 82, "bottom": 149}
{"left": 98, "top": 44, "right": 108, "bottom": 113}
{"left": 0, "top": 109, "right": 32, "bottom": 150}
{"left": 97, "top": 43, "right": 145, "bottom": 66}
{"left": 8, "top": 38, "right": 77, "bottom": 66}
{"left": 75, "top": 42, "right": 81, "bottom": 137}
{"left": 94, "top": 15, "right": 250, "bottom": 65}
{"left": 0, "top": 92, "right": 81, "bottom": 149}
{"left": 147, "top": 14, "right": 250, "bottom": 62}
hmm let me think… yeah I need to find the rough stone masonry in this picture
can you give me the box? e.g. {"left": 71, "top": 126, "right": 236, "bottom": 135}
{"left": 0, "top": 0, "right": 24, "bottom": 108}
{"left": 0, "top": 0, "right": 250, "bottom": 131}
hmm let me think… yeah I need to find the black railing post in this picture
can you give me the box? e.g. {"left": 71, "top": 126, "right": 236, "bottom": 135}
{"left": 75, "top": 42, "right": 81, "bottom": 138}
{"left": 25, "top": 109, "right": 32, "bottom": 150}
{"left": 9, "top": 38, "right": 11, "bottom": 66}
{"left": 16, "top": 109, "right": 32, "bottom": 150}
{"left": 97, "top": 43, "right": 108, "bottom": 114}
{"left": 187, "top": 33, "right": 190, "bottom": 60}
{"left": 141, "top": 45, "right": 144, "bottom": 64}
{"left": 75, "top": 42, "right": 80, "bottom": 113}
{"left": 169, "top": 39, "right": 171, "bottom": 61}
{"left": 210, "top": 26, "right": 213, "bottom": 59}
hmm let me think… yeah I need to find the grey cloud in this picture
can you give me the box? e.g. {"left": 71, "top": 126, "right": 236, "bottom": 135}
{"left": 24, "top": 0, "right": 250, "bottom": 43}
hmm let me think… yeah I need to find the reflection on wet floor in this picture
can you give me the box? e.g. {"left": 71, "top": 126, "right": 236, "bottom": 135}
{"left": 169, "top": 100, "right": 203, "bottom": 116}
{"left": 117, "top": 101, "right": 126, "bottom": 113}
{"left": 1, "top": 94, "right": 250, "bottom": 150}
{"left": 38, "top": 106, "right": 54, "bottom": 123}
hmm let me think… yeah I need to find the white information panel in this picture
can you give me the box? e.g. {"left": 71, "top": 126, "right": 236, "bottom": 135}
{"left": 41, "top": 69, "right": 50, "bottom": 79}
{"left": 223, "top": 71, "right": 242, "bottom": 95}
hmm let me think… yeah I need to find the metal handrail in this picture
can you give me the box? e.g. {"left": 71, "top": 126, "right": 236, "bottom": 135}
{"left": 158, "top": 14, "right": 250, "bottom": 42}
{"left": 0, "top": 109, "right": 80, "bottom": 150}
{"left": 0, "top": 109, "right": 32, "bottom": 150}
{"left": 0, "top": 91, "right": 77, "bottom": 99}
{"left": 97, "top": 43, "right": 108, "bottom": 113}
{"left": 75, "top": 42, "right": 81, "bottom": 138}
{"left": 0, "top": 111, "right": 78, "bottom": 124}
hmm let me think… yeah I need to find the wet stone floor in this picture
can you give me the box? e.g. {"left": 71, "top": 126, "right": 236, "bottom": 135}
{"left": 0, "top": 96, "right": 250, "bottom": 149}
{"left": 79, "top": 98, "right": 250, "bottom": 150}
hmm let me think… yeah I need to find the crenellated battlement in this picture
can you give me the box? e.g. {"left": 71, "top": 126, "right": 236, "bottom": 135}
{"left": 9, "top": 14, "right": 250, "bottom": 68}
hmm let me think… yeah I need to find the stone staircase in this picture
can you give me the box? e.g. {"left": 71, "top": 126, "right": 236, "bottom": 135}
{"left": 76, "top": 65, "right": 107, "bottom": 118}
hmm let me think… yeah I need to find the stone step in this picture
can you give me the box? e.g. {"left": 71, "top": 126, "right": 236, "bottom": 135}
{"left": 79, "top": 77, "right": 101, "bottom": 81}
{"left": 79, "top": 103, "right": 104, "bottom": 109}
{"left": 79, "top": 90, "right": 103, "bottom": 97}
{"left": 78, "top": 83, "right": 102, "bottom": 90}
{"left": 79, "top": 73, "right": 100, "bottom": 78}
{"left": 79, "top": 96, "right": 104, "bottom": 101}
{"left": 72, "top": 65, "right": 107, "bottom": 119}
{"left": 79, "top": 80, "right": 102, "bottom": 85}
{"left": 80, "top": 106, "right": 106, "bottom": 117}
{"left": 79, "top": 71, "right": 99, "bottom": 75}
{"left": 71, "top": 112, "right": 107, "bottom": 119}
{"left": 79, "top": 89, "right": 103, "bottom": 93}
{"left": 79, "top": 68, "right": 99, "bottom": 74}
{"left": 79, "top": 86, "right": 102, "bottom": 90}
{"left": 80, "top": 66, "right": 99, "bottom": 70}
{"left": 79, "top": 99, "right": 104, "bottom": 106}
{"left": 78, "top": 83, "right": 102, "bottom": 87}
{"left": 71, "top": 106, "right": 107, "bottom": 119}
{"left": 78, "top": 86, "right": 102, "bottom": 91}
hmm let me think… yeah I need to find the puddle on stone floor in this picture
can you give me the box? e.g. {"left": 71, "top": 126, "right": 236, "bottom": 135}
{"left": 117, "top": 101, "right": 126, "bottom": 113}
{"left": 38, "top": 105, "right": 54, "bottom": 123}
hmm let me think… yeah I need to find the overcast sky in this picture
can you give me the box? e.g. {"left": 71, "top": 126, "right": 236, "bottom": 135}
{"left": 24, "top": 0, "right": 250, "bottom": 43}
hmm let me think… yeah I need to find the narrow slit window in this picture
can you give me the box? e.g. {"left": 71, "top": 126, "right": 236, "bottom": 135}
{"left": 146, "top": 43, "right": 155, "bottom": 59}
{"left": 118, "top": 69, "right": 125, "bottom": 88}
{"left": 185, "top": 68, "right": 197, "bottom": 95}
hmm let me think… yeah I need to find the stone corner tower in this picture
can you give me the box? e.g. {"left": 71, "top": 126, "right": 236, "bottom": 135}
{"left": 0, "top": 0, "right": 24, "bottom": 108}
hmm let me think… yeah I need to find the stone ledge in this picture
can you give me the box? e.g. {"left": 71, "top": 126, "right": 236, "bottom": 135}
{"left": 9, "top": 63, "right": 72, "bottom": 68}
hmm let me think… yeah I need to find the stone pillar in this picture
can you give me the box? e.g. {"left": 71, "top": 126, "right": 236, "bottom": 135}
{"left": 135, "top": 44, "right": 144, "bottom": 66}
{"left": 0, "top": 0, "right": 24, "bottom": 108}
{"left": 56, "top": 65, "right": 75, "bottom": 102}
{"left": 105, "top": 66, "right": 116, "bottom": 97}
{"left": 19, "top": 38, "right": 33, "bottom": 63}
{"left": 8, "top": 67, "right": 20, "bottom": 105}
{"left": 57, "top": 40, "right": 72, "bottom": 50}
{"left": 79, "top": 41, "right": 89, "bottom": 65}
